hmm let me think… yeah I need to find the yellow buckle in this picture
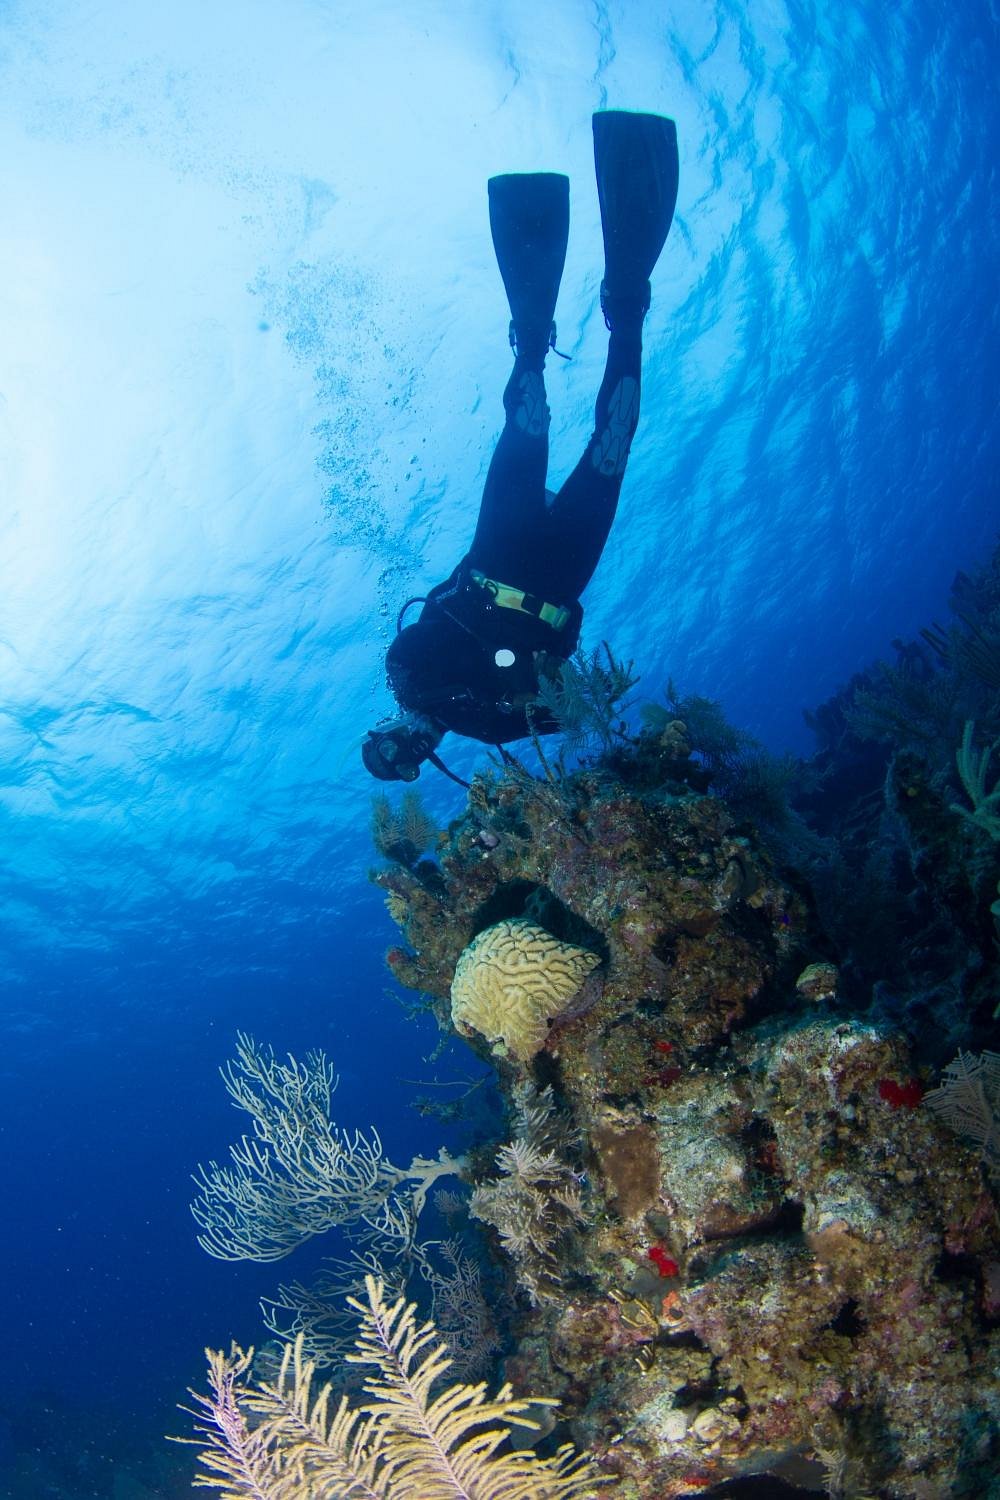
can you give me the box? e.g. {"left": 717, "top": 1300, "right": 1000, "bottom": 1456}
{"left": 470, "top": 570, "right": 570, "bottom": 631}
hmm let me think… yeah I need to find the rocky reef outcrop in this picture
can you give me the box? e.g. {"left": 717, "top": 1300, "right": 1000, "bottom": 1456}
{"left": 374, "top": 741, "right": 1000, "bottom": 1498}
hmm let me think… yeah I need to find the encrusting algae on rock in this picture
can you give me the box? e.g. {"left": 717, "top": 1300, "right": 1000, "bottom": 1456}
{"left": 372, "top": 713, "right": 1000, "bottom": 1499}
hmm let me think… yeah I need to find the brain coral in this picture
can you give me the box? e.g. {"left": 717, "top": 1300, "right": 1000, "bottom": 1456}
{"left": 451, "top": 918, "right": 601, "bottom": 1063}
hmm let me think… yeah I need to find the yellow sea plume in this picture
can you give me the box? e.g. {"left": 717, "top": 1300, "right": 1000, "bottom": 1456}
{"left": 186, "top": 1275, "right": 604, "bottom": 1499}
{"left": 451, "top": 919, "right": 601, "bottom": 1063}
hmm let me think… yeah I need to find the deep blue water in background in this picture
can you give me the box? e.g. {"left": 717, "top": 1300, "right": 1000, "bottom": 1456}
{"left": 0, "top": 0, "right": 997, "bottom": 1492}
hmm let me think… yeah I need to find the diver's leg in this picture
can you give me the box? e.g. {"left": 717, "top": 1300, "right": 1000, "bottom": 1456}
{"left": 467, "top": 172, "right": 569, "bottom": 578}
{"left": 543, "top": 321, "right": 642, "bottom": 598}
{"left": 467, "top": 355, "right": 550, "bottom": 577}
{"left": 542, "top": 111, "right": 679, "bottom": 599}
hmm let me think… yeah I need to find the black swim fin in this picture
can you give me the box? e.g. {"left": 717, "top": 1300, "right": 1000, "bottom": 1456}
{"left": 593, "top": 110, "right": 679, "bottom": 323}
{"left": 488, "top": 172, "right": 569, "bottom": 362}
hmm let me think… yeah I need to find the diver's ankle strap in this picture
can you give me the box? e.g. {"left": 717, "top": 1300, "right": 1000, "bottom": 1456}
{"left": 600, "top": 278, "right": 650, "bottom": 332}
{"left": 508, "top": 320, "right": 571, "bottom": 364}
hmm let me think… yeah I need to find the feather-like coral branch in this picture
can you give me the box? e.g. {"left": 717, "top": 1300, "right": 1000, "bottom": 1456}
{"left": 185, "top": 1277, "right": 606, "bottom": 1500}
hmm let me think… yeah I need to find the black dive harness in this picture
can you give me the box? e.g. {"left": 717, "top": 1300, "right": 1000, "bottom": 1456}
{"left": 391, "top": 565, "right": 575, "bottom": 786}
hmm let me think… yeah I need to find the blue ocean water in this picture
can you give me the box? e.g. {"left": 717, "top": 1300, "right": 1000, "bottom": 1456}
{"left": 0, "top": 0, "right": 996, "bottom": 1493}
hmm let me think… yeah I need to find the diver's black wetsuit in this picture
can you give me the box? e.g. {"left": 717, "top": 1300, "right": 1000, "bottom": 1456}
{"left": 386, "top": 322, "right": 642, "bottom": 745}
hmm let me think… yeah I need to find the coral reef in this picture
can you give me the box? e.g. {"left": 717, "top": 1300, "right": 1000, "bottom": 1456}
{"left": 376, "top": 757, "right": 801, "bottom": 1054}
{"left": 794, "top": 544, "right": 1000, "bottom": 1054}
{"left": 452, "top": 918, "right": 602, "bottom": 1062}
{"left": 374, "top": 714, "right": 1000, "bottom": 1497}
{"left": 191, "top": 544, "right": 1000, "bottom": 1497}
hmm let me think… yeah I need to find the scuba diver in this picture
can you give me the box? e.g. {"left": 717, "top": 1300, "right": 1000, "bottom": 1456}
{"left": 363, "top": 110, "right": 679, "bottom": 785}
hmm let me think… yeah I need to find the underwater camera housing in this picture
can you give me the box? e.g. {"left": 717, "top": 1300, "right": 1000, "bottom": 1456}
{"left": 361, "top": 714, "right": 442, "bottom": 782}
